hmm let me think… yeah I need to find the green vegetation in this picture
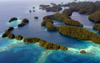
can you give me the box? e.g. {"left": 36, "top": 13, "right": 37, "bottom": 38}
{"left": 93, "top": 23, "right": 100, "bottom": 31}
{"left": 43, "top": 13, "right": 83, "bottom": 26}
{"left": 40, "top": 4, "right": 62, "bottom": 12}
{"left": 23, "top": 37, "right": 67, "bottom": 50}
{"left": 44, "top": 42, "right": 60, "bottom": 49}
{"left": 2, "top": 30, "right": 10, "bottom": 37}
{"left": 9, "top": 17, "right": 18, "bottom": 22}
{"left": 23, "top": 37, "right": 40, "bottom": 43}
{"left": 39, "top": 41, "right": 47, "bottom": 46}
{"left": 18, "top": 18, "right": 29, "bottom": 27}
{"left": 64, "top": 19, "right": 83, "bottom": 26}
{"left": 41, "top": 19, "right": 59, "bottom": 30}
{"left": 91, "top": 34, "right": 100, "bottom": 44}
{"left": 60, "top": 46, "right": 68, "bottom": 50}
{"left": 34, "top": 16, "right": 38, "bottom": 19}
{"left": 64, "top": 1, "right": 100, "bottom": 15}
{"left": 59, "top": 25, "right": 100, "bottom": 44}
{"left": 43, "top": 42, "right": 54, "bottom": 49}
{"left": 15, "top": 35, "right": 23, "bottom": 40}
{"left": 22, "top": 18, "right": 29, "bottom": 23}
{"left": 62, "top": 9, "right": 73, "bottom": 16}
{"left": 43, "top": 13, "right": 71, "bottom": 21}
{"left": 17, "top": 23, "right": 25, "bottom": 27}
{"left": 80, "top": 50, "right": 86, "bottom": 53}
{"left": 2, "top": 27, "right": 15, "bottom": 38}
{"left": 88, "top": 11, "right": 100, "bottom": 22}
{"left": 46, "top": 6, "right": 62, "bottom": 12}
{"left": 79, "top": 9, "right": 86, "bottom": 14}
{"left": 7, "top": 27, "right": 14, "bottom": 31}
{"left": 41, "top": 19, "right": 53, "bottom": 25}
{"left": 7, "top": 33, "right": 15, "bottom": 39}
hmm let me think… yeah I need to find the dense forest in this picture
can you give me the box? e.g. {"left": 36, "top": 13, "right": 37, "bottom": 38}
{"left": 59, "top": 25, "right": 100, "bottom": 44}
{"left": 23, "top": 37, "right": 68, "bottom": 50}
{"left": 88, "top": 11, "right": 100, "bottom": 22}
{"left": 41, "top": 19, "right": 59, "bottom": 30}
{"left": 61, "top": 1, "right": 100, "bottom": 15}
{"left": 62, "top": 9, "right": 73, "bottom": 16}
{"left": 43, "top": 13, "right": 83, "bottom": 26}
{"left": 93, "top": 23, "right": 100, "bottom": 32}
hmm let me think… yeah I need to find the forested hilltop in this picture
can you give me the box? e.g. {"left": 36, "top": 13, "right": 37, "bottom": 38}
{"left": 88, "top": 11, "right": 100, "bottom": 22}
{"left": 59, "top": 1, "right": 100, "bottom": 15}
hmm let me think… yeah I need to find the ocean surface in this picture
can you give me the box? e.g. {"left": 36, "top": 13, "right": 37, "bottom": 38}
{"left": 0, "top": 0, "right": 100, "bottom": 63}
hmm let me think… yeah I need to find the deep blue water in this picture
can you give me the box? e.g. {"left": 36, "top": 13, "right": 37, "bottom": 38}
{"left": 0, "top": 0, "right": 100, "bottom": 63}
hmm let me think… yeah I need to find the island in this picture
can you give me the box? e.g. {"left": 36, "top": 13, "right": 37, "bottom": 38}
{"left": 43, "top": 13, "right": 83, "bottom": 27}
{"left": 23, "top": 37, "right": 68, "bottom": 50}
{"left": 59, "top": 25, "right": 100, "bottom": 44}
{"left": 7, "top": 27, "right": 14, "bottom": 31}
{"left": 59, "top": 1, "right": 100, "bottom": 15}
{"left": 41, "top": 19, "right": 59, "bottom": 30}
{"left": 2, "top": 27, "right": 14, "bottom": 37}
{"left": 93, "top": 23, "right": 100, "bottom": 32}
{"left": 88, "top": 11, "right": 100, "bottom": 22}
{"left": 2, "top": 30, "right": 15, "bottom": 39}
{"left": 45, "top": 5, "right": 62, "bottom": 12}
{"left": 8, "top": 33, "right": 15, "bottom": 39}
{"left": 34, "top": 16, "right": 38, "bottom": 19}
{"left": 2, "top": 1, "right": 100, "bottom": 53}
{"left": 17, "top": 18, "right": 29, "bottom": 27}
{"left": 2, "top": 30, "right": 10, "bottom": 37}
{"left": 9, "top": 17, "right": 18, "bottom": 22}
{"left": 62, "top": 9, "right": 73, "bottom": 16}
{"left": 15, "top": 35, "right": 23, "bottom": 40}
{"left": 80, "top": 50, "right": 86, "bottom": 53}
{"left": 29, "top": 10, "right": 31, "bottom": 12}
{"left": 39, "top": 4, "right": 62, "bottom": 12}
{"left": 33, "top": 7, "right": 35, "bottom": 9}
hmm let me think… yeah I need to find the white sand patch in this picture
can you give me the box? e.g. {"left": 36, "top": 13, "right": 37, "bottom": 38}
{"left": 14, "top": 26, "right": 18, "bottom": 29}
{"left": 83, "top": 26, "right": 92, "bottom": 28}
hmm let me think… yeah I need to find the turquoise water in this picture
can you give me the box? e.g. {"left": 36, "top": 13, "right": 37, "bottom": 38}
{"left": 0, "top": 0, "right": 100, "bottom": 63}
